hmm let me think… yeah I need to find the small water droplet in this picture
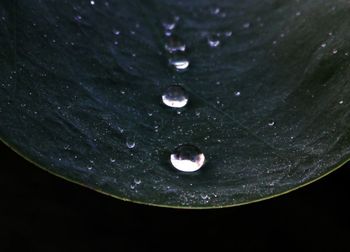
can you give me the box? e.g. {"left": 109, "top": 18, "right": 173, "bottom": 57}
{"left": 126, "top": 137, "right": 136, "bottom": 149}
{"left": 268, "top": 121, "right": 275, "bottom": 126}
{"left": 162, "top": 85, "right": 189, "bottom": 108}
{"left": 321, "top": 43, "right": 327, "bottom": 48}
{"left": 113, "top": 29, "right": 120, "bottom": 36}
{"left": 339, "top": 100, "right": 344, "bottom": 104}
{"left": 162, "top": 22, "right": 176, "bottom": 31}
{"left": 242, "top": 22, "right": 250, "bottom": 29}
{"left": 168, "top": 57, "right": 190, "bottom": 71}
{"left": 170, "top": 144, "right": 205, "bottom": 172}
{"left": 207, "top": 34, "right": 220, "bottom": 47}
{"left": 224, "top": 31, "right": 232, "bottom": 37}
{"left": 74, "top": 15, "right": 82, "bottom": 21}
{"left": 90, "top": 0, "right": 95, "bottom": 5}
{"left": 210, "top": 7, "right": 221, "bottom": 15}
{"left": 134, "top": 178, "right": 141, "bottom": 185}
{"left": 165, "top": 35, "right": 186, "bottom": 53}
{"left": 110, "top": 158, "right": 116, "bottom": 163}
{"left": 234, "top": 91, "right": 241, "bottom": 96}
{"left": 200, "top": 194, "right": 209, "bottom": 200}
{"left": 332, "top": 49, "right": 338, "bottom": 54}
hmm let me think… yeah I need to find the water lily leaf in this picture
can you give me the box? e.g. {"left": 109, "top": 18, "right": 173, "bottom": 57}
{"left": 1, "top": 0, "right": 350, "bottom": 208}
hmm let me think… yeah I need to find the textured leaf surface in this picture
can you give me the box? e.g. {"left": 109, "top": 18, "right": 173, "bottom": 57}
{"left": 1, "top": 0, "right": 350, "bottom": 208}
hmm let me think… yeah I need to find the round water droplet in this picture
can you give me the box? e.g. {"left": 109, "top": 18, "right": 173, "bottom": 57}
{"left": 170, "top": 144, "right": 205, "bottom": 172}
{"left": 242, "top": 22, "right": 251, "bottom": 29}
{"left": 162, "top": 85, "right": 189, "bottom": 108}
{"left": 168, "top": 57, "right": 190, "bottom": 71}
{"left": 210, "top": 7, "right": 221, "bottom": 15}
{"left": 234, "top": 91, "right": 241, "bottom": 96}
{"left": 207, "top": 34, "right": 220, "bottom": 48}
{"left": 165, "top": 36, "right": 186, "bottom": 53}
{"left": 268, "top": 121, "right": 275, "bottom": 126}
{"left": 126, "top": 137, "right": 136, "bottom": 149}
{"left": 162, "top": 21, "right": 176, "bottom": 31}
{"left": 224, "top": 31, "right": 232, "bottom": 37}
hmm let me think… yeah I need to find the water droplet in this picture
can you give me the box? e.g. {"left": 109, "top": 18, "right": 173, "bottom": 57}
{"left": 321, "top": 43, "right": 327, "bottom": 48}
{"left": 110, "top": 158, "right": 116, "bottom": 163}
{"left": 268, "top": 121, "right": 275, "bottom": 126}
{"left": 234, "top": 91, "right": 241, "bottom": 96}
{"left": 242, "top": 22, "right": 251, "bottom": 29}
{"left": 162, "top": 21, "right": 176, "bottom": 31}
{"left": 162, "top": 85, "right": 189, "bottom": 108}
{"left": 332, "top": 49, "right": 338, "bottom": 54}
{"left": 165, "top": 36, "right": 186, "bottom": 53}
{"left": 170, "top": 144, "right": 205, "bottom": 172}
{"left": 339, "top": 100, "right": 344, "bottom": 104}
{"left": 168, "top": 57, "right": 190, "bottom": 71}
{"left": 207, "top": 34, "right": 220, "bottom": 48}
{"left": 134, "top": 178, "right": 141, "bottom": 185}
{"left": 74, "top": 15, "right": 82, "bottom": 22}
{"left": 126, "top": 137, "right": 136, "bottom": 149}
{"left": 210, "top": 7, "right": 221, "bottom": 15}
{"left": 224, "top": 31, "right": 232, "bottom": 37}
{"left": 200, "top": 194, "right": 210, "bottom": 200}
{"left": 113, "top": 29, "right": 120, "bottom": 36}
{"left": 90, "top": 0, "right": 95, "bottom": 5}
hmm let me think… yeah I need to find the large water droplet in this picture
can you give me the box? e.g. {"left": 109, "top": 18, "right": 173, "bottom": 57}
{"left": 168, "top": 57, "right": 190, "bottom": 71}
{"left": 162, "top": 85, "right": 189, "bottom": 108}
{"left": 165, "top": 36, "right": 186, "bottom": 53}
{"left": 170, "top": 144, "right": 205, "bottom": 172}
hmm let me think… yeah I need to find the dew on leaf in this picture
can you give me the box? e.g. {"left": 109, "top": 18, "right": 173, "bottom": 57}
{"left": 170, "top": 144, "right": 205, "bottom": 172}
{"left": 162, "top": 85, "right": 189, "bottom": 108}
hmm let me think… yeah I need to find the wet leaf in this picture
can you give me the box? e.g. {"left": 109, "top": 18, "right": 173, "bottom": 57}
{"left": 1, "top": 0, "right": 350, "bottom": 208}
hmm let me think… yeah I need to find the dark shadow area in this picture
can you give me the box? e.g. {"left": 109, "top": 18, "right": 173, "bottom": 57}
{"left": 0, "top": 142, "right": 349, "bottom": 251}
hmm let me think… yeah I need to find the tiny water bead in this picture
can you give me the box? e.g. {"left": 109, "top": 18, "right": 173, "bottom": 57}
{"left": 126, "top": 136, "right": 136, "bottom": 149}
{"left": 268, "top": 120, "right": 275, "bottom": 126}
{"left": 165, "top": 36, "right": 186, "bottom": 53}
{"left": 162, "top": 85, "right": 189, "bottom": 108}
{"left": 170, "top": 144, "right": 205, "bottom": 172}
{"left": 207, "top": 34, "right": 220, "bottom": 48}
{"left": 168, "top": 57, "right": 190, "bottom": 71}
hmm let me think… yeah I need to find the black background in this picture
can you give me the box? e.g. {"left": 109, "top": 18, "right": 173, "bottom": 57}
{"left": 1, "top": 141, "right": 349, "bottom": 251}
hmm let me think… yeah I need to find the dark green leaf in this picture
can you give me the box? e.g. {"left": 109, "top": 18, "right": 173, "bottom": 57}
{"left": 1, "top": 0, "right": 350, "bottom": 208}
